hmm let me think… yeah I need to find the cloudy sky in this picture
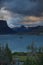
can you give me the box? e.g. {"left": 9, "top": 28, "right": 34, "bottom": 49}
{"left": 0, "top": 0, "right": 43, "bottom": 28}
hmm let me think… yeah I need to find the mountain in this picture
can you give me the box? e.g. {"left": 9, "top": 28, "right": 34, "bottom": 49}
{"left": 28, "top": 26, "right": 43, "bottom": 34}
{"left": 13, "top": 25, "right": 43, "bottom": 34}
{"left": 0, "top": 20, "right": 43, "bottom": 34}
{"left": 0, "top": 20, "right": 16, "bottom": 34}
{"left": 13, "top": 25, "right": 27, "bottom": 32}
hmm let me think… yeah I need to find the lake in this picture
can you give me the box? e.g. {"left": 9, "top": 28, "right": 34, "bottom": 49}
{"left": 0, "top": 34, "right": 43, "bottom": 52}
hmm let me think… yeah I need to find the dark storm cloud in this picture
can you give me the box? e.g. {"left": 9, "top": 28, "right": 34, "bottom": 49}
{"left": 0, "top": 0, "right": 43, "bottom": 16}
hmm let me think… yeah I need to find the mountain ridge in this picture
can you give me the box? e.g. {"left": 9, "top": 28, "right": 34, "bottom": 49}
{"left": 0, "top": 20, "right": 43, "bottom": 34}
{"left": 0, "top": 20, "right": 16, "bottom": 34}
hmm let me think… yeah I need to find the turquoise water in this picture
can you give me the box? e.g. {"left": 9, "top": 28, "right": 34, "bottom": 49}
{"left": 0, "top": 34, "right": 43, "bottom": 52}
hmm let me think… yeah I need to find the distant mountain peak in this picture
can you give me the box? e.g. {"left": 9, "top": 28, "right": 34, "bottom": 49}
{"left": 0, "top": 20, "right": 16, "bottom": 34}
{"left": 0, "top": 20, "right": 43, "bottom": 34}
{"left": 0, "top": 20, "right": 8, "bottom": 28}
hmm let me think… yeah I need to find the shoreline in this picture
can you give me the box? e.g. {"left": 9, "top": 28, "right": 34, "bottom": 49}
{"left": 0, "top": 32, "right": 43, "bottom": 35}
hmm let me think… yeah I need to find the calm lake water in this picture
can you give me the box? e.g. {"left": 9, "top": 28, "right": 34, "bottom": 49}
{"left": 0, "top": 34, "right": 43, "bottom": 52}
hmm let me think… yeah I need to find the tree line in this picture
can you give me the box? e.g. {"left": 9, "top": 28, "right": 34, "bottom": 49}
{"left": 23, "top": 41, "right": 43, "bottom": 65}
